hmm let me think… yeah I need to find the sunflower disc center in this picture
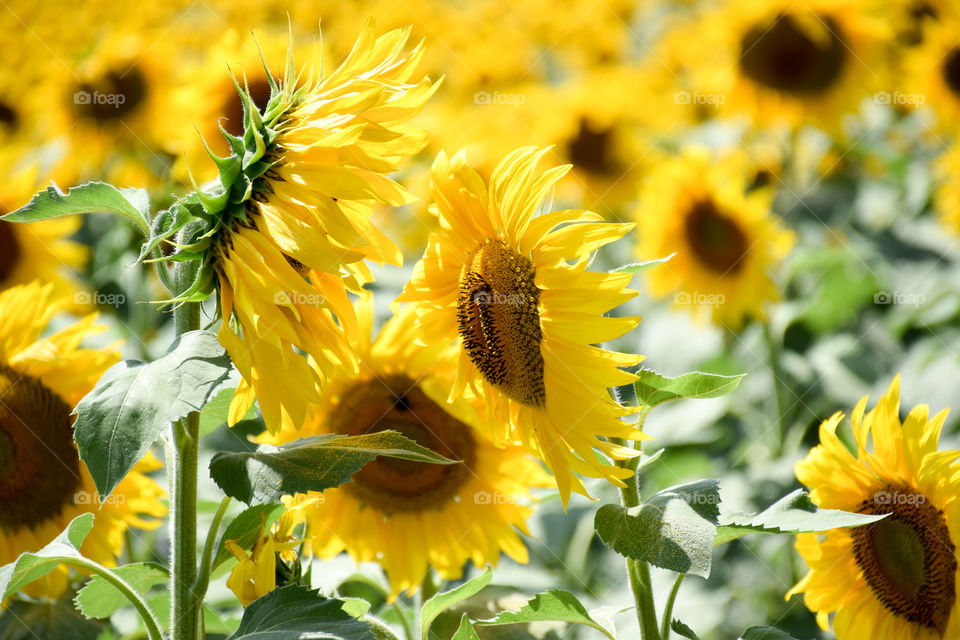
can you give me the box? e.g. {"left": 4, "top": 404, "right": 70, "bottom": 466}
{"left": 0, "top": 221, "right": 21, "bottom": 282}
{"left": 457, "top": 239, "right": 545, "bottom": 407}
{"left": 0, "top": 364, "right": 82, "bottom": 529}
{"left": 942, "top": 49, "right": 960, "bottom": 98}
{"left": 851, "top": 484, "right": 956, "bottom": 633}
{"left": 567, "top": 118, "right": 616, "bottom": 176}
{"left": 683, "top": 199, "right": 749, "bottom": 274}
{"left": 74, "top": 66, "right": 147, "bottom": 121}
{"left": 330, "top": 375, "right": 475, "bottom": 514}
{"left": 739, "top": 14, "right": 847, "bottom": 95}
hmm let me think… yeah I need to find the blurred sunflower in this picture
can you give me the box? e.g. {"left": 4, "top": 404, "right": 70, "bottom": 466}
{"left": 903, "top": 12, "right": 960, "bottom": 132}
{"left": 399, "top": 147, "right": 645, "bottom": 507}
{"left": 0, "top": 282, "right": 166, "bottom": 598}
{"left": 668, "top": 0, "right": 887, "bottom": 130}
{"left": 788, "top": 376, "right": 960, "bottom": 638}
{"left": 633, "top": 148, "right": 794, "bottom": 330}
{"left": 210, "top": 19, "right": 438, "bottom": 432}
{"left": 934, "top": 148, "right": 960, "bottom": 234}
{"left": 257, "top": 304, "right": 551, "bottom": 599}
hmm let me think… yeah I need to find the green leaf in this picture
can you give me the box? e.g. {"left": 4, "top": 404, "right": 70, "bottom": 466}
{"left": 595, "top": 480, "right": 721, "bottom": 578}
{"left": 0, "top": 599, "right": 106, "bottom": 640}
{"left": 715, "top": 489, "right": 886, "bottom": 546}
{"left": 0, "top": 514, "right": 94, "bottom": 598}
{"left": 634, "top": 370, "right": 746, "bottom": 408}
{"left": 213, "top": 503, "right": 285, "bottom": 568}
{"left": 74, "top": 563, "right": 167, "bottom": 619}
{"left": 228, "top": 585, "right": 376, "bottom": 639}
{"left": 451, "top": 616, "right": 481, "bottom": 640}
{"left": 740, "top": 626, "right": 800, "bottom": 640}
{"left": 611, "top": 253, "right": 675, "bottom": 274}
{"left": 421, "top": 568, "right": 492, "bottom": 640}
{"left": 2, "top": 182, "right": 150, "bottom": 236}
{"left": 475, "top": 589, "right": 615, "bottom": 640}
{"left": 199, "top": 381, "right": 253, "bottom": 437}
{"left": 210, "top": 431, "right": 459, "bottom": 505}
{"left": 671, "top": 619, "right": 701, "bottom": 639}
{"left": 74, "top": 330, "right": 234, "bottom": 499}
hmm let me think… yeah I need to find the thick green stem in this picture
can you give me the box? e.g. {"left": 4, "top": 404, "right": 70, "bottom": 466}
{"left": 659, "top": 573, "right": 685, "bottom": 640}
{"left": 72, "top": 557, "right": 164, "bottom": 640}
{"left": 169, "top": 256, "right": 202, "bottom": 640}
{"left": 613, "top": 425, "right": 660, "bottom": 640}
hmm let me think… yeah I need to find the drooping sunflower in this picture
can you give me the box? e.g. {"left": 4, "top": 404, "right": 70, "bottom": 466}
{"left": 257, "top": 303, "right": 551, "bottom": 599}
{"left": 633, "top": 148, "right": 795, "bottom": 330}
{"left": 665, "top": 0, "right": 887, "bottom": 130}
{"left": 398, "top": 147, "right": 645, "bottom": 506}
{"left": 902, "top": 10, "right": 960, "bottom": 133}
{"left": 0, "top": 282, "right": 166, "bottom": 598}
{"left": 787, "top": 375, "right": 960, "bottom": 638}
{"left": 202, "top": 19, "right": 438, "bottom": 433}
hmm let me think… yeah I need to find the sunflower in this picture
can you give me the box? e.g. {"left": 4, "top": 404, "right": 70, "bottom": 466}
{"left": 256, "top": 303, "right": 551, "bottom": 599}
{"left": 398, "top": 146, "right": 645, "bottom": 507}
{"left": 633, "top": 148, "right": 794, "bottom": 330}
{"left": 0, "top": 282, "right": 166, "bottom": 598}
{"left": 934, "top": 147, "right": 960, "bottom": 234}
{"left": 787, "top": 376, "right": 960, "bottom": 638}
{"left": 665, "top": 0, "right": 887, "bottom": 130}
{"left": 902, "top": 11, "right": 960, "bottom": 133}
{"left": 208, "top": 19, "right": 438, "bottom": 433}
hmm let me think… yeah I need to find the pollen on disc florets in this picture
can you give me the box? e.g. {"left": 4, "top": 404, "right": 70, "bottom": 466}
{"left": 457, "top": 239, "right": 546, "bottom": 407}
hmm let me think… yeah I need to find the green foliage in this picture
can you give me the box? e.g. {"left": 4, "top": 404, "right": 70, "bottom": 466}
{"left": 740, "top": 626, "right": 801, "bottom": 639}
{"left": 610, "top": 253, "right": 676, "bottom": 273}
{"left": 475, "top": 589, "right": 615, "bottom": 639}
{"left": 0, "top": 182, "right": 150, "bottom": 236}
{"left": 228, "top": 585, "right": 376, "bottom": 639}
{"left": 671, "top": 619, "right": 701, "bottom": 639}
{"left": 420, "top": 568, "right": 492, "bottom": 640}
{"left": 0, "top": 599, "right": 106, "bottom": 640}
{"left": 634, "top": 371, "right": 746, "bottom": 409}
{"left": 715, "top": 489, "right": 887, "bottom": 546}
{"left": 595, "top": 480, "right": 720, "bottom": 578}
{"left": 74, "top": 563, "right": 168, "bottom": 619}
{"left": 73, "top": 331, "right": 234, "bottom": 499}
{"left": 0, "top": 514, "right": 94, "bottom": 598}
{"left": 212, "top": 503, "right": 285, "bottom": 568}
{"left": 209, "top": 431, "right": 458, "bottom": 505}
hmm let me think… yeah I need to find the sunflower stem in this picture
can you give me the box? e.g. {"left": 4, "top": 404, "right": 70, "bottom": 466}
{"left": 761, "top": 322, "right": 787, "bottom": 454}
{"left": 169, "top": 254, "right": 203, "bottom": 640}
{"left": 659, "top": 573, "right": 685, "bottom": 640}
{"left": 193, "top": 496, "right": 232, "bottom": 603}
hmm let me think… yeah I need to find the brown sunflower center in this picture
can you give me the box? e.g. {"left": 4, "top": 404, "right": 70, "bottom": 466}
{"left": 329, "top": 375, "right": 475, "bottom": 513}
{"left": 0, "top": 221, "right": 21, "bottom": 282}
{"left": 851, "top": 484, "right": 956, "bottom": 634}
{"left": 738, "top": 14, "right": 847, "bottom": 96}
{"left": 0, "top": 364, "right": 82, "bottom": 529}
{"left": 683, "top": 199, "right": 749, "bottom": 274}
{"left": 941, "top": 49, "right": 960, "bottom": 98}
{"left": 457, "top": 239, "right": 545, "bottom": 407}
{"left": 0, "top": 101, "right": 18, "bottom": 132}
{"left": 222, "top": 76, "right": 274, "bottom": 138}
{"left": 567, "top": 118, "right": 615, "bottom": 175}
{"left": 74, "top": 65, "right": 148, "bottom": 121}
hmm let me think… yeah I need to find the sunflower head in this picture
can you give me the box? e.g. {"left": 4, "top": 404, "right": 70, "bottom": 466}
{"left": 0, "top": 282, "right": 166, "bottom": 598}
{"left": 788, "top": 376, "right": 960, "bottom": 638}
{"left": 634, "top": 148, "right": 794, "bottom": 330}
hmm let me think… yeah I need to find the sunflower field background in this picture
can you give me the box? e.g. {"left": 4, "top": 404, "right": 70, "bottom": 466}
{"left": 2, "top": 1, "right": 960, "bottom": 639}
